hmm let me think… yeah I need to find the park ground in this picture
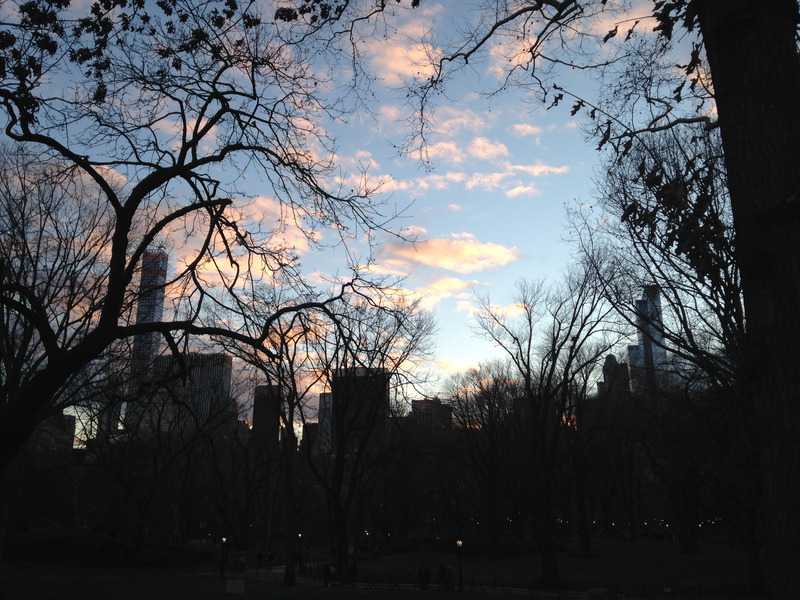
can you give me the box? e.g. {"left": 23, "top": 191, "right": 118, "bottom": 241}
{"left": 0, "top": 535, "right": 762, "bottom": 600}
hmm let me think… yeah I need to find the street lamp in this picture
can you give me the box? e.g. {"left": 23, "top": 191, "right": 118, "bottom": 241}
{"left": 219, "top": 537, "right": 227, "bottom": 578}
{"left": 456, "top": 539, "right": 463, "bottom": 591}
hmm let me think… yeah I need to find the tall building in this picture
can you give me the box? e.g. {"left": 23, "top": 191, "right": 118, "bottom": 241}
{"left": 596, "top": 354, "right": 631, "bottom": 397}
{"left": 131, "top": 249, "right": 168, "bottom": 373}
{"left": 132, "top": 352, "right": 234, "bottom": 437}
{"left": 252, "top": 384, "right": 282, "bottom": 452}
{"left": 330, "top": 367, "right": 390, "bottom": 452}
{"left": 627, "top": 285, "right": 668, "bottom": 394}
{"left": 317, "top": 392, "right": 333, "bottom": 452}
{"left": 29, "top": 407, "right": 76, "bottom": 454}
{"left": 126, "top": 249, "right": 169, "bottom": 426}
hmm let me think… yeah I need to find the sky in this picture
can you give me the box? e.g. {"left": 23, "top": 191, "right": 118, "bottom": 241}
{"left": 52, "top": 0, "right": 639, "bottom": 402}
{"left": 276, "top": 1, "right": 612, "bottom": 394}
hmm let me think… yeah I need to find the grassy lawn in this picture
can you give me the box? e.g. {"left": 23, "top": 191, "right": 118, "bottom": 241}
{"left": 0, "top": 537, "right": 760, "bottom": 599}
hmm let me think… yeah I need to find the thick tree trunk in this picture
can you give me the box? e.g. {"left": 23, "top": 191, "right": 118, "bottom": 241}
{"left": 0, "top": 377, "right": 60, "bottom": 476}
{"left": 696, "top": 2, "right": 800, "bottom": 598}
{"left": 742, "top": 519, "right": 765, "bottom": 596}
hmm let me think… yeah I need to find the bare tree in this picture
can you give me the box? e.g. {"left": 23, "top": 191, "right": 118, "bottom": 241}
{"left": 214, "top": 278, "right": 434, "bottom": 582}
{"left": 569, "top": 114, "right": 762, "bottom": 589}
{"left": 445, "top": 361, "right": 519, "bottom": 554}
{"left": 305, "top": 296, "right": 434, "bottom": 575}
{"left": 473, "top": 263, "right": 617, "bottom": 585}
{"left": 396, "top": 2, "right": 800, "bottom": 592}
{"left": 0, "top": 0, "right": 413, "bottom": 483}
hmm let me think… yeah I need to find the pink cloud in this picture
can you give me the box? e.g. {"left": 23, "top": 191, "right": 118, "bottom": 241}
{"left": 413, "top": 277, "right": 476, "bottom": 310}
{"left": 381, "top": 233, "right": 519, "bottom": 274}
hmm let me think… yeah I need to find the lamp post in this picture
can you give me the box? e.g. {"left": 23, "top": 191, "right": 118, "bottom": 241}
{"left": 456, "top": 539, "right": 463, "bottom": 591}
{"left": 219, "top": 537, "right": 227, "bottom": 578}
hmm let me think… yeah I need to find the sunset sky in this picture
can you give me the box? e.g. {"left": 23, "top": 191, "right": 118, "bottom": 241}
{"left": 139, "top": 1, "right": 652, "bottom": 396}
{"left": 277, "top": 1, "right": 614, "bottom": 391}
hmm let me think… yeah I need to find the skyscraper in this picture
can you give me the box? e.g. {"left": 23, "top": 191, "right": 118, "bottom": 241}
{"left": 627, "top": 285, "right": 667, "bottom": 394}
{"left": 130, "top": 249, "right": 168, "bottom": 374}
{"left": 317, "top": 391, "right": 333, "bottom": 453}
{"left": 126, "top": 249, "right": 168, "bottom": 429}
{"left": 253, "top": 384, "right": 282, "bottom": 452}
{"left": 122, "top": 250, "right": 237, "bottom": 438}
{"left": 149, "top": 352, "right": 234, "bottom": 435}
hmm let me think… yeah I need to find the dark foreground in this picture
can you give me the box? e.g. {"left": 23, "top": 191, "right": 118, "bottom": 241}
{"left": 0, "top": 538, "right": 763, "bottom": 600}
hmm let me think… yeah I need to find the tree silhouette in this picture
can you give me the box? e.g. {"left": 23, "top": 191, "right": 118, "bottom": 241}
{"left": 472, "top": 265, "right": 617, "bottom": 586}
{"left": 0, "top": 0, "right": 408, "bottom": 482}
{"left": 397, "top": 2, "right": 800, "bottom": 595}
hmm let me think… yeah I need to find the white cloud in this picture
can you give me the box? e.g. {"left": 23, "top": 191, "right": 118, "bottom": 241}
{"left": 416, "top": 172, "right": 468, "bottom": 191}
{"left": 404, "top": 224, "right": 429, "bottom": 237}
{"left": 426, "top": 140, "right": 466, "bottom": 164}
{"left": 437, "top": 107, "right": 487, "bottom": 136}
{"left": 465, "top": 171, "right": 508, "bottom": 191}
{"left": 512, "top": 123, "right": 544, "bottom": 137}
{"left": 506, "top": 184, "right": 539, "bottom": 198}
{"left": 469, "top": 137, "right": 510, "bottom": 160}
{"left": 513, "top": 162, "right": 569, "bottom": 177}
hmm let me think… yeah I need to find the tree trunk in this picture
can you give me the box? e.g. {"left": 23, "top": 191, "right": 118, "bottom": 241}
{"left": 333, "top": 503, "right": 349, "bottom": 577}
{"left": 533, "top": 459, "right": 561, "bottom": 587}
{"left": 0, "top": 487, "right": 8, "bottom": 562}
{"left": 742, "top": 518, "right": 765, "bottom": 596}
{"left": 574, "top": 466, "right": 591, "bottom": 555}
{"left": 281, "top": 424, "right": 298, "bottom": 586}
{"left": 696, "top": 2, "right": 800, "bottom": 598}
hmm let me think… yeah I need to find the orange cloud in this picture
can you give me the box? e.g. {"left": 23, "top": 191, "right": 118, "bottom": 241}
{"left": 463, "top": 159, "right": 569, "bottom": 192}
{"left": 367, "top": 18, "right": 441, "bottom": 87}
{"left": 414, "top": 276, "right": 476, "bottom": 310}
{"left": 249, "top": 195, "right": 319, "bottom": 254}
{"left": 381, "top": 233, "right": 519, "bottom": 274}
